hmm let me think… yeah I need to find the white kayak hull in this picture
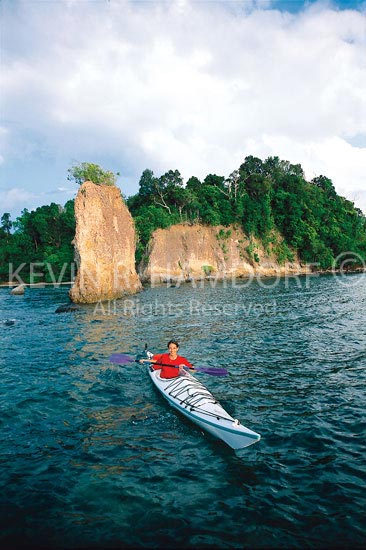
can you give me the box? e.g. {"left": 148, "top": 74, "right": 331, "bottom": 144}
{"left": 148, "top": 367, "right": 260, "bottom": 450}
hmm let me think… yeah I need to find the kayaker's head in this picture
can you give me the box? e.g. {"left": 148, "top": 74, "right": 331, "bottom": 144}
{"left": 167, "top": 339, "right": 179, "bottom": 359}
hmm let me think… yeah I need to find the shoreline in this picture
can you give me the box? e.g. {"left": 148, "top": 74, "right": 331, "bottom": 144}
{"left": 0, "top": 267, "right": 365, "bottom": 289}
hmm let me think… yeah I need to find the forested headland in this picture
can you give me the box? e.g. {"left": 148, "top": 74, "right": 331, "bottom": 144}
{"left": 1, "top": 156, "right": 365, "bottom": 283}
{"left": 0, "top": 201, "right": 75, "bottom": 284}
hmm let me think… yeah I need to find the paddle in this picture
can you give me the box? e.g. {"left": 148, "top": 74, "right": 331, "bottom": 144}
{"left": 109, "top": 353, "right": 228, "bottom": 377}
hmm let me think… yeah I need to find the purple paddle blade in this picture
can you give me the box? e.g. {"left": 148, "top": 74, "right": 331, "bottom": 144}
{"left": 109, "top": 353, "right": 135, "bottom": 364}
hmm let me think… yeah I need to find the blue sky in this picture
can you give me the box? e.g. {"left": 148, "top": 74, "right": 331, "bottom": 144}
{"left": 1, "top": 0, "right": 366, "bottom": 220}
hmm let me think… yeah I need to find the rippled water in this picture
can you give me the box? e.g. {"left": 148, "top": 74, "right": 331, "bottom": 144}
{"left": 1, "top": 273, "right": 365, "bottom": 548}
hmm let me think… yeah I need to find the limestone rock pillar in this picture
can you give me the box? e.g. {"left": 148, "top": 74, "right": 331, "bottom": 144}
{"left": 70, "top": 181, "right": 141, "bottom": 303}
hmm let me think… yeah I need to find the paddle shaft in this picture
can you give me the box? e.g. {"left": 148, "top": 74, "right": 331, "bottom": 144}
{"left": 108, "top": 353, "right": 228, "bottom": 375}
{"left": 139, "top": 359, "right": 194, "bottom": 370}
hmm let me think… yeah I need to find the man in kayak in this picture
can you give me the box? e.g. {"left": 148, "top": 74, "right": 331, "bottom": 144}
{"left": 142, "top": 340, "right": 193, "bottom": 379}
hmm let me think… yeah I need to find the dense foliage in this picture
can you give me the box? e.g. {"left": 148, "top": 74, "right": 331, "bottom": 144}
{"left": 68, "top": 162, "right": 119, "bottom": 186}
{"left": 127, "top": 156, "right": 366, "bottom": 268}
{"left": 1, "top": 156, "right": 365, "bottom": 283}
{"left": 0, "top": 201, "right": 75, "bottom": 283}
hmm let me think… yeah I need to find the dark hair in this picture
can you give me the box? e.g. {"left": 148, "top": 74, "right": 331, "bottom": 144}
{"left": 167, "top": 339, "right": 179, "bottom": 348}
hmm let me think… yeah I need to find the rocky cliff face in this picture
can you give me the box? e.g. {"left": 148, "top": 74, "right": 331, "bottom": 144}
{"left": 70, "top": 181, "right": 141, "bottom": 303}
{"left": 139, "top": 224, "right": 310, "bottom": 283}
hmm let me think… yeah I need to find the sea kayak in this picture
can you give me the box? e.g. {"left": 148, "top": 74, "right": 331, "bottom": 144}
{"left": 148, "top": 366, "right": 260, "bottom": 450}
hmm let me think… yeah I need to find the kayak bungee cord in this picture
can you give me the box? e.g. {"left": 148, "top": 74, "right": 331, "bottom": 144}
{"left": 159, "top": 370, "right": 239, "bottom": 423}
{"left": 165, "top": 377, "right": 217, "bottom": 407}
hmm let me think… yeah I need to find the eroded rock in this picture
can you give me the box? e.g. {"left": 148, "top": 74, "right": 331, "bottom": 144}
{"left": 70, "top": 181, "right": 141, "bottom": 303}
{"left": 139, "top": 224, "right": 310, "bottom": 284}
{"left": 11, "top": 284, "right": 25, "bottom": 295}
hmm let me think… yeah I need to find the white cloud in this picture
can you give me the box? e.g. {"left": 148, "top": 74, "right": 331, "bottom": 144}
{"left": 0, "top": 188, "right": 37, "bottom": 212}
{"left": 2, "top": 0, "right": 366, "bottom": 211}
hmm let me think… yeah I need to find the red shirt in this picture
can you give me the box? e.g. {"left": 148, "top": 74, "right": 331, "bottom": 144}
{"left": 152, "top": 353, "right": 193, "bottom": 379}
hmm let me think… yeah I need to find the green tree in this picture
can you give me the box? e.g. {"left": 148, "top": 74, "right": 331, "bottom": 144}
{"left": 224, "top": 170, "right": 246, "bottom": 202}
{"left": 238, "top": 174, "right": 273, "bottom": 237}
{"left": 311, "top": 175, "right": 336, "bottom": 197}
{"left": 1, "top": 213, "right": 12, "bottom": 235}
{"left": 67, "top": 162, "right": 119, "bottom": 186}
{"left": 264, "top": 156, "right": 304, "bottom": 180}
{"left": 186, "top": 176, "right": 202, "bottom": 194}
{"left": 239, "top": 155, "right": 265, "bottom": 178}
{"left": 153, "top": 170, "right": 184, "bottom": 213}
{"left": 203, "top": 174, "right": 226, "bottom": 190}
{"left": 138, "top": 169, "right": 156, "bottom": 199}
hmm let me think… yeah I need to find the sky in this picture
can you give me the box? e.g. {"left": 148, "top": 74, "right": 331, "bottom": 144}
{"left": 1, "top": 0, "right": 366, "bottom": 220}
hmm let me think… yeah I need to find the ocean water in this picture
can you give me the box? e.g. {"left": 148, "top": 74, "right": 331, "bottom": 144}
{"left": 1, "top": 273, "right": 365, "bottom": 548}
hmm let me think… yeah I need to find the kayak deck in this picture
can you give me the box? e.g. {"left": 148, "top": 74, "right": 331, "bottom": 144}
{"left": 148, "top": 367, "right": 260, "bottom": 450}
